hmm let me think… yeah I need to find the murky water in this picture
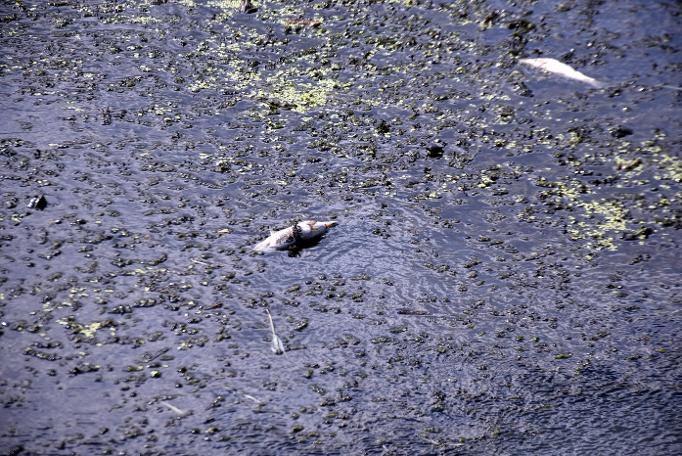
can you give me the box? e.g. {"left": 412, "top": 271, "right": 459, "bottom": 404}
{"left": 1, "top": 1, "right": 680, "bottom": 454}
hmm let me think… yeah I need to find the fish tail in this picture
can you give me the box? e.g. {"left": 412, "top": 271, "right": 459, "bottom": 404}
{"left": 588, "top": 78, "right": 607, "bottom": 89}
{"left": 254, "top": 239, "right": 273, "bottom": 252}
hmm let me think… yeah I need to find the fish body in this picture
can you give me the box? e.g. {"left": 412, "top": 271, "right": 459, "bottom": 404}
{"left": 519, "top": 58, "right": 605, "bottom": 88}
{"left": 254, "top": 220, "right": 337, "bottom": 253}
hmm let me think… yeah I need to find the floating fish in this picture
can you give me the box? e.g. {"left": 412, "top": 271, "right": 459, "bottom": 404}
{"left": 519, "top": 57, "right": 606, "bottom": 88}
{"left": 254, "top": 220, "right": 337, "bottom": 253}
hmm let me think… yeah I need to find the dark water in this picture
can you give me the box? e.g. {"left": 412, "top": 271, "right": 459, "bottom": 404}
{"left": 1, "top": 0, "right": 680, "bottom": 454}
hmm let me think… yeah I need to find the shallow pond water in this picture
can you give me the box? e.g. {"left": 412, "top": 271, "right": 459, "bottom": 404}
{"left": 0, "top": 1, "right": 680, "bottom": 455}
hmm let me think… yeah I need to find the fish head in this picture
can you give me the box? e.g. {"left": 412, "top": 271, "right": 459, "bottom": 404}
{"left": 295, "top": 220, "right": 338, "bottom": 239}
{"left": 311, "top": 220, "right": 338, "bottom": 233}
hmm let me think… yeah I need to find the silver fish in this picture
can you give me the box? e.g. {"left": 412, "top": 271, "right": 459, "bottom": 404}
{"left": 519, "top": 57, "right": 605, "bottom": 88}
{"left": 254, "top": 220, "right": 338, "bottom": 253}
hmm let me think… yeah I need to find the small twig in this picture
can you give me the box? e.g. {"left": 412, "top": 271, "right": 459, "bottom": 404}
{"left": 138, "top": 347, "right": 170, "bottom": 364}
{"left": 243, "top": 394, "right": 263, "bottom": 404}
{"left": 397, "top": 313, "right": 459, "bottom": 319}
{"left": 160, "top": 401, "right": 188, "bottom": 416}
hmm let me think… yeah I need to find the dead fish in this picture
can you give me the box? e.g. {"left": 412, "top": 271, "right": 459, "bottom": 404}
{"left": 254, "top": 220, "right": 337, "bottom": 253}
{"left": 519, "top": 58, "right": 606, "bottom": 88}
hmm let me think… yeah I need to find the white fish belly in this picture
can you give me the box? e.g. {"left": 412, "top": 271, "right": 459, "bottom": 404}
{"left": 519, "top": 58, "right": 604, "bottom": 88}
{"left": 254, "top": 227, "right": 295, "bottom": 252}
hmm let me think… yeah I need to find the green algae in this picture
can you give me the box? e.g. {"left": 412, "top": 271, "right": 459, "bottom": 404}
{"left": 56, "top": 318, "right": 116, "bottom": 339}
{"left": 255, "top": 77, "right": 341, "bottom": 113}
{"left": 655, "top": 154, "right": 682, "bottom": 183}
{"left": 567, "top": 199, "right": 628, "bottom": 251}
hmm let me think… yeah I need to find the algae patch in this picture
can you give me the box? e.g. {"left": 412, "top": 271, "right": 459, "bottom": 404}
{"left": 57, "top": 318, "right": 116, "bottom": 339}
{"left": 567, "top": 199, "right": 629, "bottom": 251}
{"left": 255, "top": 77, "right": 343, "bottom": 113}
{"left": 655, "top": 154, "right": 682, "bottom": 184}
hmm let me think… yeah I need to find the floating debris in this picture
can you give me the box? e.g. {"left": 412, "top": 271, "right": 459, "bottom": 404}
{"left": 160, "top": 401, "right": 188, "bottom": 416}
{"left": 519, "top": 57, "right": 605, "bottom": 88}
{"left": 656, "top": 84, "right": 682, "bottom": 91}
{"left": 254, "top": 220, "right": 337, "bottom": 253}
{"left": 610, "top": 126, "right": 634, "bottom": 138}
{"left": 27, "top": 194, "right": 47, "bottom": 210}
{"left": 243, "top": 394, "right": 263, "bottom": 404}
{"left": 427, "top": 142, "right": 445, "bottom": 158}
{"left": 265, "top": 309, "right": 285, "bottom": 355}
